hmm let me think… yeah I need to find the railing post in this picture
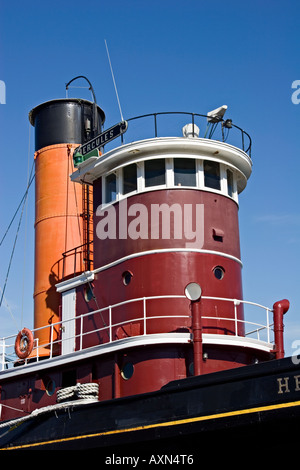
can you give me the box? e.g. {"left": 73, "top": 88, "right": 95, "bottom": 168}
{"left": 109, "top": 306, "right": 112, "bottom": 342}
{"left": 273, "top": 299, "right": 290, "bottom": 359}
{"left": 36, "top": 338, "right": 39, "bottom": 362}
{"left": 80, "top": 315, "right": 83, "bottom": 350}
{"left": 234, "top": 299, "right": 240, "bottom": 335}
{"left": 266, "top": 308, "right": 270, "bottom": 343}
{"left": 1, "top": 339, "right": 5, "bottom": 371}
{"left": 50, "top": 324, "right": 54, "bottom": 358}
{"left": 62, "top": 253, "right": 65, "bottom": 279}
{"left": 74, "top": 246, "right": 77, "bottom": 276}
{"left": 143, "top": 298, "right": 147, "bottom": 335}
{"left": 154, "top": 114, "right": 157, "bottom": 137}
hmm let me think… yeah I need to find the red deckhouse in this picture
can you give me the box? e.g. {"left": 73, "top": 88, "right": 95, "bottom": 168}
{"left": 0, "top": 98, "right": 288, "bottom": 424}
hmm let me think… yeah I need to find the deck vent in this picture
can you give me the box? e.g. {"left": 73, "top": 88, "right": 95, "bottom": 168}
{"left": 182, "top": 123, "right": 200, "bottom": 138}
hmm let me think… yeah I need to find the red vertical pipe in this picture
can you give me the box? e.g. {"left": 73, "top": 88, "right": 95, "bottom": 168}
{"left": 192, "top": 300, "right": 203, "bottom": 375}
{"left": 273, "top": 299, "right": 290, "bottom": 359}
{"left": 114, "top": 353, "right": 121, "bottom": 398}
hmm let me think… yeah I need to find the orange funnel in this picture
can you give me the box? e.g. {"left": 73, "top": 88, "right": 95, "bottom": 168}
{"left": 29, "top": 99, "right": 105, "bottom": 351}
{"left": 34, "top": 143, "right": 83, "bottom": 346}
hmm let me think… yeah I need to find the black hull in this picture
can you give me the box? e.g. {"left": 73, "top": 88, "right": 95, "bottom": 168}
{"left": 1, "top": 356, "right": 300, "bottom": 457}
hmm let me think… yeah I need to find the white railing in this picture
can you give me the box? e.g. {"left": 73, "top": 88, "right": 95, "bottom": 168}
{"left": 0, "top": 295, "right": 273, "bottom": 371}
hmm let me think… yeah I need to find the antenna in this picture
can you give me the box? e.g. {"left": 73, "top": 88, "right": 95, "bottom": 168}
{"left": 105, "top": 39, "right": 124, "bottom": 122}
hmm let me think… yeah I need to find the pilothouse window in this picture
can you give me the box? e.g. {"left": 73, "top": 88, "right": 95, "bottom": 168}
{"left": 227, "top": 169, "right": 233, "bottom": 197}
{"left": 145, "top": 159, "right": 165, "bottom": 187}
{"left": 174, "top": 158, "right": 196, "bottom": 187}
{"left": 105, "top": 173, "right": 116, "bottom": 202}
{"left": 204, "top": 160, "right": 220, "bottom": 190}
{"left": 123, "top": 163, "right": 137, "bottom": 194}
{"left": 102, "top": 158, "right": 236, "bottom": 203}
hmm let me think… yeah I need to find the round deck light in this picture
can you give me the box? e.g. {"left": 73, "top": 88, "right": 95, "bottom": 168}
{"left": 184, "top": 282, "right": 202, "bottom": 301}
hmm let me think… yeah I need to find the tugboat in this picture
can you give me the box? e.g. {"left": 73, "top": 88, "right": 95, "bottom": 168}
{"left": 0, "top": 78, "right": 299, "bottom": 456}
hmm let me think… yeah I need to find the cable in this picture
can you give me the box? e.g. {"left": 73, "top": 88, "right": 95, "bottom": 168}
{"left": 0, "top": 286, "right": 19, "bottom": 330}
{"left": 105, "top": 39, "right": 124, "bottom": 122}
{"left": 0, "top": 162, "right": 35, "bottom": 247}
{"left": 0, "top": 149, "right": 35, "bottom": 309}
{"left": 0, "top": 191, "right": 27, "bottom": 308}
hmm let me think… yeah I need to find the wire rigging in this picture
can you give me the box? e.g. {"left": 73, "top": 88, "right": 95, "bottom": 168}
{"left": 0, "top": 191, "right": 28, "bottom": 309}
{"left": 0, "top": 161, "right": 35, "bottom": 247}
{"left": 0, "top": 286, "right": 19, "bottom": 330}
{"left": 105, "top": 39, "right": 124, "bottom": 122}
{"left": 21, "top": 124, "right": 32, "bottom": 327}
{"left": 0, "top": 157, "right": 35, "bottom": 310}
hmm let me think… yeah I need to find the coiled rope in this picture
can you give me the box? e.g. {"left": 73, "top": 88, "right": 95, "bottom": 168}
{"left": 0, "top": 395, "right": 100, "bottom": 437}
{"left": 56, "top": 383, "right": 99, "bottom": 403}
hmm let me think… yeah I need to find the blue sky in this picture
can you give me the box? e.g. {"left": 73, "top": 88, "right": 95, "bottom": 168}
{"left": 0, "top": 0, "right": 299, "bottom": 356}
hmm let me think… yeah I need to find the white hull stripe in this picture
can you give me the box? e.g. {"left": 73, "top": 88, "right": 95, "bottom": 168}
{"left": 94, "top": 248, "right": 243, "bottom": 274}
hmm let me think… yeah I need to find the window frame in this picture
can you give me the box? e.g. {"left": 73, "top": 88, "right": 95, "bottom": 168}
{"left": 203, "top": 159, "right": 221, "bottom": 191}
{"left": 122, "top": 162, "right": 138, "bottom": 195}
{"left": 173, "top": 157, "right": 197, "bottom": 187}
{"left": 104, "top": 172, "right": 117, "bottom": 203}
{"left": 102, "top": 158, "right": 238, "bottom": 204}
{"left": 144, "top": 158, "right": 167, "bottom": 188}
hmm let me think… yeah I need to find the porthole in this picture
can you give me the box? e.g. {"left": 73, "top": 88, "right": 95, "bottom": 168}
{"left": 213, "top": 266, "right": 225, "bottom": 280}
{"left": 121, "top": 362, "right": 134, "bottom": 380}
{"left": 84, "top": 283, "right": 94, "bottom": 302}
{"left": 122, "top": 270, "right": 133, "bottom": 286}
{"left": 43, "top": 377, "right": 56, "bottom": 396}
{"left": 188, "top": 362, "right": 194, "bottom": 376}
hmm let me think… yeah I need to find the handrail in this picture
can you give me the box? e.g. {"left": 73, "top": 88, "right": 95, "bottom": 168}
{"left": 61, "top": 241, "right": 93, "bottom": 279}
{"left": 112, "top": 111, "right": 252, "bottom": 158}
{"left": 0, "top": 295, "right": 272, "bottom": 371}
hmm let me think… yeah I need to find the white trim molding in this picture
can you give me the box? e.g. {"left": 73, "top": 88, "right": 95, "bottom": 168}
{"left": 93, "top": 248, "right": 243, "bottom": 274}
{"left": 0, "top": 332, "right": 273, "bottom": 381}
{"left": 56, "top": 271, "right": 95, "bottom": 293}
